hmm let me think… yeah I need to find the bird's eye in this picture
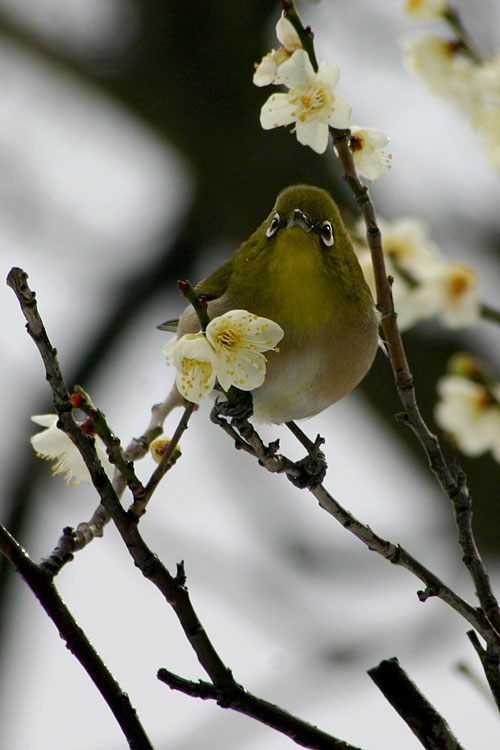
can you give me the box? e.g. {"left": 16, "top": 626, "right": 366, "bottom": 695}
{"left": 320, "top": 221, "right": 334, "bottom": 247}
{"left": 266, "top": 213, "right": 280, "bottom": 238}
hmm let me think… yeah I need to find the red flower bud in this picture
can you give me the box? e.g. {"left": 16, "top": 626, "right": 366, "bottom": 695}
{"left": 70, "top": 393, "right": 85, "bottom": 409}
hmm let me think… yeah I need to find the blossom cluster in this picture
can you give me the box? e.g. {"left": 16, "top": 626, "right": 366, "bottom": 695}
{"left": 404, "top": 3, "right": 500, "bottom": 171}
{"left": 350, "top": 215, "right": 480, "bottom": 330}
{"left": 29, "top": 310, "right": 283, "bottom": 486}
{"left": 434, "top": 353, "right": 500, "bottom": 463}
{"left": 254, "top": 12, "right": 390, "bottom": 179}
{"left": 163, "top": 309, "right": 284, "bottom": 404}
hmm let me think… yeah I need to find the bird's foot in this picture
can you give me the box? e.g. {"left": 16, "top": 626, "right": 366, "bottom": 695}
{"left": 288, "top": 435, "right": 327, "bottom": 489}
{"left": 210, "top": 387, "right": 254, "bottom": 424}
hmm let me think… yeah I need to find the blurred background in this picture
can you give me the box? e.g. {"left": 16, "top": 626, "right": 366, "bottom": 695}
{"left": 1, "top": 0, "right": 500, "bottom": 748}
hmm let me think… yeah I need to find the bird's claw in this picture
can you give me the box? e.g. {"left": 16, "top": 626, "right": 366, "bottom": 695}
{"left": 210, "top": 389, "right": 254, "bottom": 424}
{"left": 288, "top": 441, "right": 327, "bottom": 489}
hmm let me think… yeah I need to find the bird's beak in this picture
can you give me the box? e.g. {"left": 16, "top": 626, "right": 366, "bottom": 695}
{"left": 287, "top": 209, "right": 311, "bottom": 232}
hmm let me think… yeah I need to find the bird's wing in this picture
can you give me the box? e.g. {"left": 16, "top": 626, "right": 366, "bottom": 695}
{"left": 157, "top": 318, "right": 179, "bottom": 332}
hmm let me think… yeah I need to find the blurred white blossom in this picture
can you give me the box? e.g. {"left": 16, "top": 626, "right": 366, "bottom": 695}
{"left": 404, "top": 0, "right": 448, "bottom": 23}
{"left": 404, "top": 34, "right": 500, "bottom": 171}
{"left": 435, "top": 376, "right": 500, "bottom": 461}
{"left": 413, "top": 262, "right": 480, "bottom": 328}
{"left": 351, "top": 216, "right": 480, "bottom": 330}
{"left": 259, "top": 48, "right": 351, "bottom": 154}
{"left": 30, "top": 414, "right": 114, "bottom": 485}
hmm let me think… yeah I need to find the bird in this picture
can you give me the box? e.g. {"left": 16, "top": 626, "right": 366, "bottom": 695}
{"left": 162, "top": 184, "right": 379, "bottom": 425}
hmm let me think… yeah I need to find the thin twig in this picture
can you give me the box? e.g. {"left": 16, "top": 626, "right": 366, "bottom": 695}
{"left": 368, "top": 658, "right": 466, "bottom": 750}
{"left": 467, "top": 631, "right": 500, "bottom": 714}
{"left": 443, "top": 7, "right": 483, "bottom": 64}
{"left": 481, "top": 303, "right": 500, "bottom": 326}
{"left": 138, "top": 401, "right": 196, "bottom": 513}
{"left": 158, "top": 667, "right": 365, "bottom": 750}
{"left": 286, "top": 420, "right": 319, "bottom": 453}
{"left": 0, "top": 525, "right": 154, "bottom": 750}
{"left": 214, "top": 409, "right": 500, "bottom": 649}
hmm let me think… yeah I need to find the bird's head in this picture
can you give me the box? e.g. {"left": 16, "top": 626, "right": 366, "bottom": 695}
{"left": 230, "top": 184, "right": 372, "bottom": 328}
{"left": 266, "top": 184, "right": 342, "bottom": 252}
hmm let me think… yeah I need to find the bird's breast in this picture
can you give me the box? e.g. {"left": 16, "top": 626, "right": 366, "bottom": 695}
{"left": 251, "top": 304, "right": 379, "bottom": 424}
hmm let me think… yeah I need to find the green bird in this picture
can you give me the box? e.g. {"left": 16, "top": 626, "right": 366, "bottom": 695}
{"left": 163, "top": 184, "right": 379, "bottom": 424}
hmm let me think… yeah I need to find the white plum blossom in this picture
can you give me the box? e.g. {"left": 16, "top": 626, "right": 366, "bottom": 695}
{"left": 163, "top": 333, "right": 217, "bottom": 404}
{"left": 206, "top": 310, "right": 284, "bottom": 391}
{"left": 405, "top": 0, "right": 448, "bottom": 22}
{"left": 348, "top": 125, "right": 391, "bottom": 181}
{"left": 253, "top": 13, "right": 302, "bottom": 86}
{"left": 164, "top": 310, "right": 284, "bottom": 404}
{"left": 30, "top": 414, "right": 114, "bottom": 485}
{"left": 260, "top": 49, "right": 352, "bottom": 154}
{"left": 435, "top": 376, "right": 500, "bottom": 460}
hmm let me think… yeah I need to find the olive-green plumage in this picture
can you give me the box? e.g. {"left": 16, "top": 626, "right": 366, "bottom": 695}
{"left": 174, "top": 184, "right": 378, "bottom": 423}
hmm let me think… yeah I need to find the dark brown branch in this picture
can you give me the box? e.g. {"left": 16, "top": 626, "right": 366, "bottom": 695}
{"left": 331, "top": 133, "right": 500, "bottom": 640}
{"left": 368, "top": 658, "right": 466, "bottom": 750}
{"left": 7, "top": 266, "right": 361, "bottom": 749}
{"left": 6, "top": 267, "right": 235, "bottom": 689}
{"left": 0, "top": 525, "right": 153, "bottom": 750}
{"left": 7, "top": 264, "right": 185, "bottom": 575}
{"left": 50, "top": 390, "right": 184, "bottom": 568}
{"left": 158, "top": 668, "right": 364, "bottom": 750}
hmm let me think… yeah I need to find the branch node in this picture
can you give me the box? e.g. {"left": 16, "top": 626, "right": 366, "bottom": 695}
{"left": 175, "top": 560, "right": 186, "bottom": 586}
{"left": 417, "top": 585, "right": 438, "bottom": 602}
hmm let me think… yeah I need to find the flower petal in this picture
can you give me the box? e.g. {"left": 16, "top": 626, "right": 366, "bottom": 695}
{"left": 353, "top": 150, "right": 385, "bottom": 181}
{"left": 260, "top": 93, "right": 297, "bottom": 129}
{"left": 215, "top": 349, "right": 268, "bottom": 392}
{"left": 276, "top": 14, "right": 301, "bottom": 52}
{"left": 279, "top": 49, "right": 315, "bottom": 90}
{"left": 327, "top": 93, "right": 352, "bottom": 129}
{"left": 31, "top": 414, "right": 58, "bottom": 428}
{"left": 165, "top": 333, "right": 217, "bottom": 404}
{"left": 253, "top": 53, "right": 278, "bottom": 87}
{"left": 206, "top": 310, "right": 283, "bottom": 392}
{"left": 317, "top": 60, "right": 340, "bottom": 90}
{"left": 296, "top": 117, "right": 330, "bottom": 154}
{"left": 30, "top": 414, "right": 114, "bottom": 485}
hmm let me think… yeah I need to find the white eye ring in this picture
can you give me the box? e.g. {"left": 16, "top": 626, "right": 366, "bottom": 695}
{"left": 320, "top": 221, "right": 334, "bottom": 247}
{"left": 266, "top": 213, "right": 280, "bottom": 238}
